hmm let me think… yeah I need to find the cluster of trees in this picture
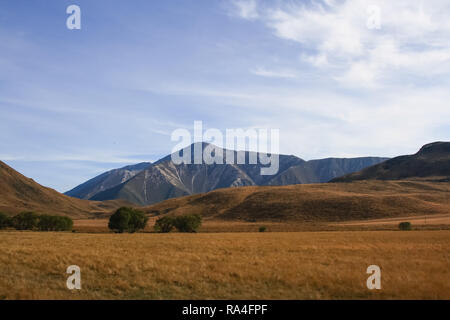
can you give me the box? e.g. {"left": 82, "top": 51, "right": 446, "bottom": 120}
{"left": 154, "top": 214, "right": 202, "bottom": 233}
{"left": 1, "top": 208, "right": 203, "bottom": 234}
{"left": 0, "top": 212, "right": 73, "bottom": 231}
{"left": 108, "top": 207, "right": 202, "bottom": 234}
{"left": 108, "top": 207, "right": 149, "bottom": 233}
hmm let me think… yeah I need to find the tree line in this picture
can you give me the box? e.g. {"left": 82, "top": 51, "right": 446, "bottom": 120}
{"left": 108, "top": 207, "right": 202, "bottom": 233}
{"left": 0, "top": 212, "right": 73, "bottom": 231}
{"left": 0, "top": 208, "right": 203, "bottom": 233}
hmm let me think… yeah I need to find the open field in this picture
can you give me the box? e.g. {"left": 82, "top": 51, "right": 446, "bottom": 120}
{"left": 73, "top": 216, "right": 450, "bottom": 233}
{"left": 0, "top": 230, "right": 449, "bottom": 299}
{"left": 335, "top": 213, "right": 450, "bottom": 226}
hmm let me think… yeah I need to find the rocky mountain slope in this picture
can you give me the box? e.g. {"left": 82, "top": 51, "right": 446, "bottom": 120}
{"left": 65, "top": 162, "right": 151, "bottom": 199}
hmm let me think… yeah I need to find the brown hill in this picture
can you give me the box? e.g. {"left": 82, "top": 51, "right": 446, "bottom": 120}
{"left": 143, "top": 180, "right": 450, "bottom": 222}
{"left": 332, "top": 142, "right": 450, "bottom": 182}
{"left": 0, "top": 161, "right": 127, "bottom": 218}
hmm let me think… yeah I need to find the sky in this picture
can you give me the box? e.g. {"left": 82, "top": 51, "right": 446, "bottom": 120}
{"left": 1, "top": 0, "right": 449, "bottom": 192}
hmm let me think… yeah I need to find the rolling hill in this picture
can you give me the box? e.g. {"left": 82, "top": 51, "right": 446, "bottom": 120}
{"left": 143, "top": 180, "right": 450, "bottom": 222}
{"left": 0, "top": 161, "right": 127, "bottom": 218}
{"left": 68, "top": 143, "right": 388, "bottom": 205}
{"left": 332, "top": 141, "right": 450, "bottom": 182}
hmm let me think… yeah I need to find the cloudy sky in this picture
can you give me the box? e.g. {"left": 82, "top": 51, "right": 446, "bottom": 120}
{"left": 1, "top": 0, "right": 449, "bottom": 192}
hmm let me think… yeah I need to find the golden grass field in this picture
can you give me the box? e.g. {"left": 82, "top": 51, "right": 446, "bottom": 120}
{"left": 72, "top": 215, "right": 450, "bottom": 233}
{"left": 0, "top": 230, "right": 449, "bottom": 300}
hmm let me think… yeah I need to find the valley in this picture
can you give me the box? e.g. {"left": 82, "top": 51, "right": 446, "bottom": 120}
{"left": 0, "top": 142, "right": 449, "bottom": 300}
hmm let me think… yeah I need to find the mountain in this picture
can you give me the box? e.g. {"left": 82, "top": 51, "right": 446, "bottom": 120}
{"left": 65, "top": 162, "right": 151, "bottom": 199}
{"left": 0, "top": 161, "right": 127, "bottom": 217}
{"left": 266, "top": 157, "right": 389, "bottom": 185}
{"left": 143, "top": 180, "right": 450, "bottom": 222}
{"left": 90, "top": 144, "right": 305, "bottom": 205}
{"left": 332, "top": 142, "right": 450, "bottom": 182}
{"left": 78, "top": 143, "right": 388, "bottom": 205}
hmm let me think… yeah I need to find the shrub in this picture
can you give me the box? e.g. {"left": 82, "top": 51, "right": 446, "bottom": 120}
{"left": 0, "top": 212, "right": 11, "bottom": 229}
{"left": 128, "top": 209, "right": 149, "bottom": 233}
{"left": 154, "top": 214, "right": 202, "bottom": 233}
{"left": 259, "top": 226, "right": 267, "bottom": 232}
{"left": 399, "top": 222, "right": 412, "bottom": 231}
{"left": 173, "top": 214, "right": 202, "bottom": 233}
{"left": 154, "top": 216, "right": 175, "bottom": 233}
{"left": 37, "top": 215, "right": 73, "bottom": 231}
{"left": 108, "top": 207, "right": 131, "bottom": 233}
{"left": 11, "top": 212, "right": 39, "bottom": 230}
{"left": 108, "top": 207, "right": 148, "bottom": 233}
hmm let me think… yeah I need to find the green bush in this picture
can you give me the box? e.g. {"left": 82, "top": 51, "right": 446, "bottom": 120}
{"left": 399, "top": 222, "right": 412, "bottom": 231}
{"left": 108, "top": 208, "right": 130, "bottom": 233}
{"left": 11, "top": 212, "right": 39, "bottom": 230}
{"left": 154, "top": 214, "right": 203, "bottom": 233}
{"left": 128, "top": 209, "right": 149, "bottom": 233}
{"left": 259, "top": 226, "right": 267, "bottom": 232}
{"left": 37, "top": 215, "right": 73, "bottom": 231}
{"left": 173, "top": 214, "right": 202, "bottom": 233}
{"left": 0, "top": 212, "right": 11, "bottom": 229}
{"left": 154, "top": 216, "right": 175, "bottom": 233}
{"left": 108, "top": 207, "right": 148, "bottom": 233}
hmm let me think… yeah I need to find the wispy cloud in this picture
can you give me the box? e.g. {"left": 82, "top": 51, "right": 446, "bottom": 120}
{"left": 250, "top": 67, "right": 298, "bottom": 79}
{"left": 232, "top": 0, "right": 259, "bottom": 20}
{"left": 233, "top": 0, "right": 450, "bottom": 88}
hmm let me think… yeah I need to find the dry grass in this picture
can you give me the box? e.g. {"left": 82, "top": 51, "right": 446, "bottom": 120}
{"left": 335, "top": 213, "right": 450, "bottom": 226}
{"left": 73, "top": 217, "right": 450, "bottom": 233}
{"left": 0, "top": 230, "right": 449, "bottom": 300}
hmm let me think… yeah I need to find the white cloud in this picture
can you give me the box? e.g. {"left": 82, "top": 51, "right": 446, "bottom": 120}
{"left": 233, "top": 0, "right": 259, "bottom": 20}
{"left": 137, "top": 79, "right": 450, "bottom": 159}
{"left": 235, "top": 0, "right": 450, "bottom": 88}
{"left": 250, "top": 67, "right": 298, "bottom": 79}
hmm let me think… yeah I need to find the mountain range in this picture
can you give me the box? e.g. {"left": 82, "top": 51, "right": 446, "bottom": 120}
{"left": 1, "top": 141, "right": 448, "bottom": 220}
{"left": 142, "top": 142, "right": 450, "bottom": 221}
{"left": 65, "top": 143, "right": 388, "bottom": 205}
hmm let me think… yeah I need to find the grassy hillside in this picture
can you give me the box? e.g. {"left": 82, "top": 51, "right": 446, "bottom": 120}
{"left": 0, "top": 161, "right": 128, "bottom": 218}
{"left": 332, "top": 141, "right": 450, "bottom": 182}
{"left": 143, "top": 180, "right": 450, "bottom": 222}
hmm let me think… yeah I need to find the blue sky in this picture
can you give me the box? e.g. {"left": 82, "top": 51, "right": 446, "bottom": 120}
{"left": 1, "top": 0, "right": 449, "bottom": 192}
